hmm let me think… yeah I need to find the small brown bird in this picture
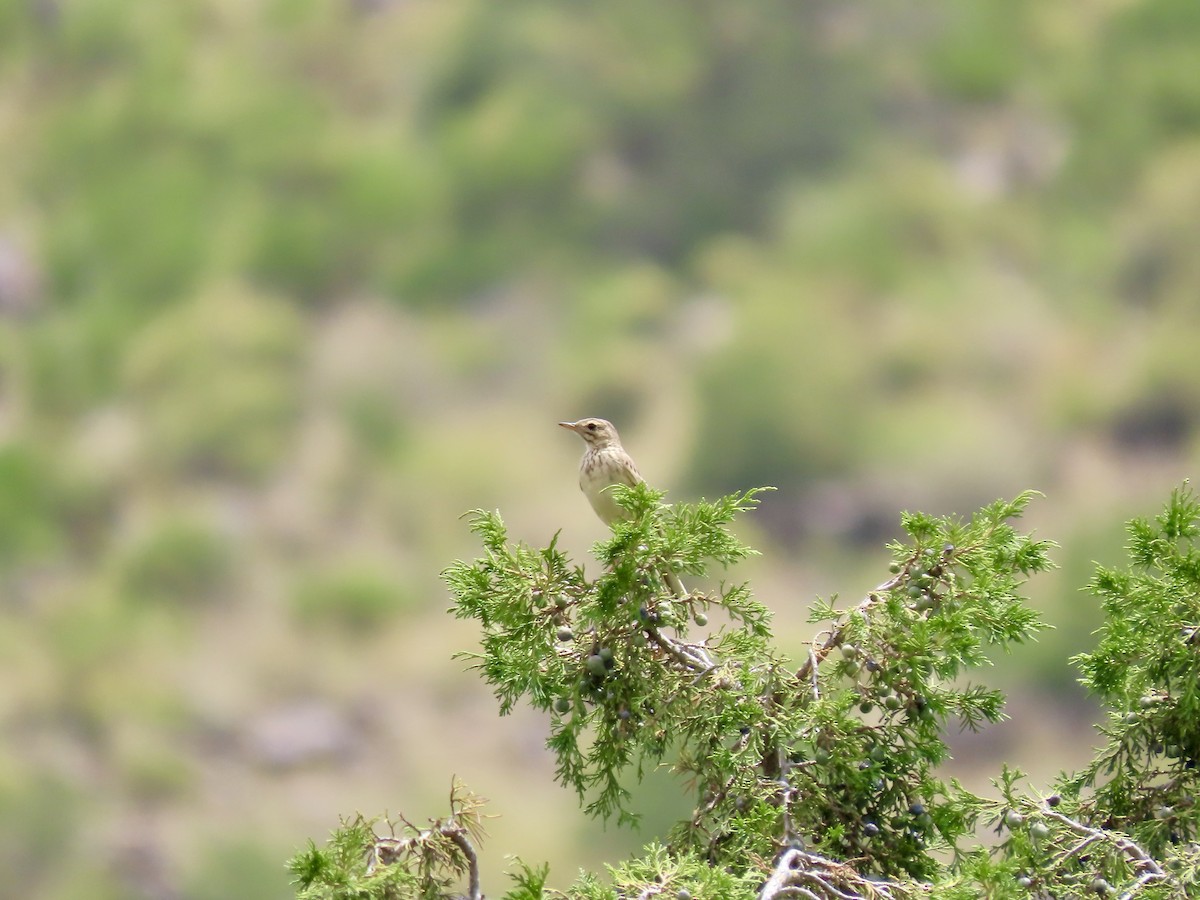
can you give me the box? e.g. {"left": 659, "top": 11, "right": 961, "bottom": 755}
{"left": 559, "top": 417, "right": 686, "bottom": 595}
{"left": 558, "top": 417, "right": 643, "bottom": 526}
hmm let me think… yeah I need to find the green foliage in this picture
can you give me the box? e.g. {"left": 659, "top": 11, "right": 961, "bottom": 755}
{"left": 0, "top": 776, "right": 83, "bottom": 889}
{"left": 686, "top": 302, "right": 870, "bottom": 493}
{"left": 444, "top": 487, "right": 1044, "bottom": 883}
{"left": 7, "top": 1, "right": 1200, "bottom": 897}
{"left": 446, "top": 484, "right": 771, "bottom": 825}
{"left": 599, "top": 842, "right": 762, "bottom": 900}
{"left": 1064, "top": 484, "right": 1200, "bottom": 858}
{"left": 922, "top": 0, "right": 1028, "bottom": 102}
{"left": 301, "top": 487, "right": 1200, "bottom": 897}
{"left": 185, "top": 839, "right": 292, "bottom": 900}
{"left": 989, "top": 764, "right": 1200, "bottom": 899}
{"left": 292, "top": 565, "right": 414, "bottom": 634}
{"left": 120, "top": 283, "right": 304, "bottom": 481}
{"left": 765, "top": 491, "right": 1052, "bottom": 880}
{"left": 0, "top": 444, "right": 65, "bottom": 570}
{"left": 500, "top": 861, "right": 551, "bottom": 900}
{"left": 1065, "top": 0, "right": 1200, "bottom": 201}
{"left": 118, "top": 518, "right": 233, "bottom": 608}
{"left": 290, "top": 783, "right": 486, "bottom": 900}
{"left": 982, "top": 486, "right": 1200, "bottom": 896}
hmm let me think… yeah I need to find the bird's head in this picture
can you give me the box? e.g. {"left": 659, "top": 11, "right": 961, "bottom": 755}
{"left": 559, "top": 417, "right": 622, "bottom": 449}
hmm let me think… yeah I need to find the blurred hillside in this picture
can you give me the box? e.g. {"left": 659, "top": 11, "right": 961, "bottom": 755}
{"left": 3, "top": 0, "right": 1200, "bottom": 897}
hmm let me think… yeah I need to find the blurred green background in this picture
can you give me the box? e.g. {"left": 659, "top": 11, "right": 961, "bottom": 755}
{"left": 3, "top": 0, "right": 1200, "bottom": 896}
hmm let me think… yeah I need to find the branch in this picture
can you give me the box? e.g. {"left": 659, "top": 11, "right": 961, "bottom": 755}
{"left": 1042, "top": 810, "right": 1173, "bottom": 896}
{"left": 805, "top": 648, "right": 820, "bottom": 701}
{"left": 1119, "top": 870, "right": 1167, "bottom": 900}
{"left": 758, "top": 847, "right": 920, "bottom": 900}
{"left": 365, "top": 781, "right": 487, "bottom": 899}
{"left": 794, "top": 574, "right": 902, "bottom": 685}
{"left": 446, "top": 829, "right": 482, "bottom": 900}
{"left": 645, "top": 621, "right": 715, "bottom": 671}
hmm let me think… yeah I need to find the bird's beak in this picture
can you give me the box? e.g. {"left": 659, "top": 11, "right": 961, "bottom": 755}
{"left": 558, "top": 421, "right": 578, "bottom": 432}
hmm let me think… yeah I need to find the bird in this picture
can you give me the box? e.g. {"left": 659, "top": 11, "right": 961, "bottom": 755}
{"left": 559, "top": 417, "right": 686, "bottom": 596}
{"left": 558, "top": 417, "right": 643, "bottom": 526}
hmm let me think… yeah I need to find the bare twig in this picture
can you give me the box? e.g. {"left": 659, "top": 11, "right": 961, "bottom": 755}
{"left": 795, "top": 575, "right": 902, "bottom": 685}
{"left": 365, "top": 781, "right": 488, "bottom": 898}
{"left": 1119, "top": 869, "right": 1167, "bottom": 900}
{"left": 690, "top": 773, "right": 737, "bottom": 832}
{"left": 1053, "top": 832, "right": 1102, "bottom": 868}
{"left": 806, "top": 648, "right": 821, "bottom": 701}
{"left": 446, "top": 828, "right": 482, "bottom": 900}
{"left": 645, "top": 621, "right": 714, "bottom": 671}
{"left": 1041, "top": 809, "right": 1173, "bottom": 897}
{"left": 758, "top": 847, "right": 920, "bottom": 900}
{"left": 777, "top": 886, "right": 822, "bottom": 900}
{"left": 1043, "top": 810, "right": 1163, "bottom": 874}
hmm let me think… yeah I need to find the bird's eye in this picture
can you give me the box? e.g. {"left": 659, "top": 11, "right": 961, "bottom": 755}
{"left": 586, "top": 422, "right": 597, "bottom": 431}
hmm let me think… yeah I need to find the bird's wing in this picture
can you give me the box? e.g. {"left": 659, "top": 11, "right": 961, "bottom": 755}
{"left": 622, "top": 460, "right": 644, "bottom": 486}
